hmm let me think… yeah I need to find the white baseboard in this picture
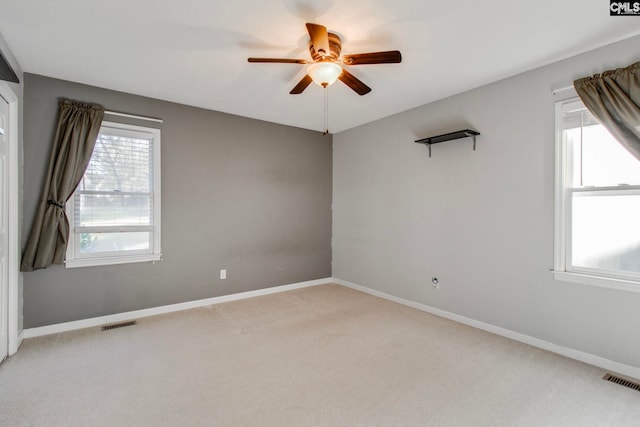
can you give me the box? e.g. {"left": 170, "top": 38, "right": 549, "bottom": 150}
{"left": 333, "top": 278, "right": 640, "bottom": 380}
{"left": 23, "top": 278, "right": 332, "bottom": 339}
{"left": 22, "top": 275, "right": 640, "bottom": 380}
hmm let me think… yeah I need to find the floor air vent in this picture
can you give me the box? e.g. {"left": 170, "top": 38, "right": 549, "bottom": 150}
{"left": 102, "top": 320, "right": 137, "bottom": 331}
{"left": 603, "top": 373, "right": 640, "bottom": 392}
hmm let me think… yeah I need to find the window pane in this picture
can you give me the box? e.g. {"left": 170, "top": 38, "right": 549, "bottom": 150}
{"left": 79, "top": 133, "right": 152, "bottom": 193}
{"left": 566, "top": 123, "right": 640, "bottom": 187}
{"left": 571, "top": 192, "right": 640, "bottom": 274}
{"left": 77, "top": 194, "right": 151, "bottom": 227}
{"left": 79, "top": 232, "right": 150, "bottom": 254}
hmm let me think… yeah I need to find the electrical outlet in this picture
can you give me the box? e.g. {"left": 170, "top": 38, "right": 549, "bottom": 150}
{"left": 431, "top": 277, "right": 439, "bottom": 289}
{"left": 220, "top": 269, "right": 227, "bottom": 280}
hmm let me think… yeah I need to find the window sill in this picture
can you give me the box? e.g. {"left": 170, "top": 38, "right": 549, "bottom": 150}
{"left": 552, "top": 270, "right": 640, "bottom": 293}
{"left": 65, "top": 253, "right": 162, "bottom": 269}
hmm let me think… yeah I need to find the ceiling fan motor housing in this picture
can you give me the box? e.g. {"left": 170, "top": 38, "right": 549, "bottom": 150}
{"left": 310, "top": 32, "right": 342, "bottom": 62}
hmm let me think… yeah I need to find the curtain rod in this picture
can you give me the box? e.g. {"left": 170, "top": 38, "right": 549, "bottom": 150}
{"left": 104, "top": 110, "right": 163, "bottom": 124}
{"left": 551, "top": 84, "right": 574, "bottom": 95}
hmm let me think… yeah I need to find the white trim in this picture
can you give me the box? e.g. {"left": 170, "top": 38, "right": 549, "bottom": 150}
{"left": 552, "top": 270, "right": 640, "bottom": 293}
{"left": 65, "top": 253, "right": 162, "bottom": 269}
{"left": 104, "top": 110, "right": 163, "bottom": 124}
{"left": 152, "top": 122, "right": 161, "bottom": 257}
{"left": 553, "top": 100, "right": 566, "bottom": 274}
{"left": 22, "top": 277, "right": 332, "bottom": 338}
{"left": 0, "top": 82, "right": 20, "bottom": 356}
{"left": 333, "top": 278, "right": 640, "bottom": 380}
{"left": 551, "top": 84, "right": 573, "bottom": 95}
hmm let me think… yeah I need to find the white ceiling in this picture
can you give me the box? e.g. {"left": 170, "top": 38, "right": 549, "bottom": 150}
{"left": 1, "top": 0, "right": 639, "bottom": 133}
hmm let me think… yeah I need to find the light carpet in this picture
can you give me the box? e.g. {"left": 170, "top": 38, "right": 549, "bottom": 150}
{"left": 1, "top": 284, "right": 639, "bottom": 426}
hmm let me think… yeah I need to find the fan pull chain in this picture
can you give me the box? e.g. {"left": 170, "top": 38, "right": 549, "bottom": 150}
{"left": 323, "top": 85, "right": 329, "bottom": 135}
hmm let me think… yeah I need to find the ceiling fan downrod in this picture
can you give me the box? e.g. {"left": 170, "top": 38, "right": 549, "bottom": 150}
{"left": 323, "top": 86, "right": 329, "bottom": 136}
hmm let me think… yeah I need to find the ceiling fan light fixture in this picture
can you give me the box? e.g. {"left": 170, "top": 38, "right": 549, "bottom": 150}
{"left": 307, "top": 62, "right": 342, "bottom": 87}
{"left": 248, "top": 23, "right": 399, "bottom": 95}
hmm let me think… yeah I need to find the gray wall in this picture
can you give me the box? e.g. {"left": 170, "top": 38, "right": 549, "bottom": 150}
{"left": 22, "top": 74, "right": 332, "bottom": 328}
{"left": 333, "top": 35, "right": 640, "bottom": 369}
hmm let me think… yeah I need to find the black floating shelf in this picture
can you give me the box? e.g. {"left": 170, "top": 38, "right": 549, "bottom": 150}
{"left": 415, "top": 129, "right": 480, "bottom": 158}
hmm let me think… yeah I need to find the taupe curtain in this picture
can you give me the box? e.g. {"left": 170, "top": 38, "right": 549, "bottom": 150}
{"left": 573, "top": 61, "right": 640, "bottom": 159}
{"left": 21, "top": 99, "right": 104, "bottom": 272}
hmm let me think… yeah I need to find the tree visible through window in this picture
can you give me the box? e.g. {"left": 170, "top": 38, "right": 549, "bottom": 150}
{"left": 65, "top": 121, "right": 161, "bottom": 268}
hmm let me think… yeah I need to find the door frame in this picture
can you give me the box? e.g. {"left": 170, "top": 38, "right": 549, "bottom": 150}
{"left": 0, "top": 81, "right": 21, "bottom": 356}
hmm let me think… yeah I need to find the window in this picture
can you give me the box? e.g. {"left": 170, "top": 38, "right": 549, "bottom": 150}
{"left": 65, "top": 121, "right": 161, "bottom": 268}
{"left": 554, "top": 98, "right": 640, "bottom": 291}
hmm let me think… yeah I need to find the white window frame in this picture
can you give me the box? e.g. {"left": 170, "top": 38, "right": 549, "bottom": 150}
{"left": 65, "top": 121, "right": 161, "bottom": 268}
{"left": 553, "top": 97, "right": 640, "bottom": 293}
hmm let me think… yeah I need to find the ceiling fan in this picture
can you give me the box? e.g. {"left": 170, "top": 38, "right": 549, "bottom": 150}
{"left": 248, "top": 23, "right": 402, "bottom": 96}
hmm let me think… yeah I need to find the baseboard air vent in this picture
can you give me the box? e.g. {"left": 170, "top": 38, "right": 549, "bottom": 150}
{"left": 102, "top": 320, "right": 137, "bottom": 331}
{"left": 603, "top": 373, "right": 640, "bottom": 392}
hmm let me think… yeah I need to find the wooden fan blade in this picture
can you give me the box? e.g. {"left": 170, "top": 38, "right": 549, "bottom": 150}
{"left": 338, "top": 69, "right": 371, "bottom": 95}
{"left": 342, "top": 50, "right": 402, "bottom": 65}
{"left": 290, "top": 74, "right": 313, "bottom": 94}
{"left": 248, "top": 58, "right": 308, "bottom": 64}
{"left": 306, "top": 23, "right": 330, "bottom": 58}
